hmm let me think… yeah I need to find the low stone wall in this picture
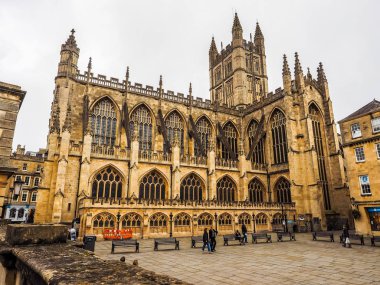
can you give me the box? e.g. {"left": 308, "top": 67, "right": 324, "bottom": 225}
{"left": 0, "top": 224, "right": 190, "bottom": 285}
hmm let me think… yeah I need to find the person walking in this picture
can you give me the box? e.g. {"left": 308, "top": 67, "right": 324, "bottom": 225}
{"left": 242, "top": 223, "right": 248, "bottom": 243}
{"left": 209, "top": 226, "right": 217, "bottom": 252}
{"left": 342, "top": 225, "right": 351, "bottom": 248}
{"left": 202, "top": 228, "right": 211, "bottom": 253}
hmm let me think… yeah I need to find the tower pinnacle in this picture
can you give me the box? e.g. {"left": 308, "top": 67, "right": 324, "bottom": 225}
{"left": 254, "top": 22, "right": 264, "bottom": 39}
{"left": 294, "top": 52, "right": 303, "bottom": 75}
{"left": 282, "top": 54, "right": 291, "bottom": 76}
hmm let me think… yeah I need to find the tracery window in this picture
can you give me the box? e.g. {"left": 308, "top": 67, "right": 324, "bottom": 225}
{"left": 195, "top": 117, "right": 212, "bottom": 157}
{"left": 248, "top": 120, "right": 265, "bottom": 164}
{"left": 180, "top": 173, "right": 203, "bottom": 201}
{"left": 121, "top": 212, "right": 142, "bottom": 228}
{"left": 275, "top": 177, "right": 292, "bottom": 203}
{"left": 130, "top": 105, "right": 153, "bottom": 150}
{"left": 149, "top": 212, "right": 167, "bottom": 227}
{"left": 238, "top": 213, "right": 251, "bottom": 225}
{"left": 198, "top": 213, "right": 213, "bottom": 226}
{"left": 9, "top": 208, "right": 16, "bottom": 218}
{"left": 165, "top": 111, "right": 184, "bottom": 154}
{"left": 217, "top": 176, "right": 236, "bottom": 202}
{"left": 91, "top": 98, "right": 117, "bottom": 146}
{"left": 309, "top": 104, "right": 331, "bottom": 210}
{"left": 218, "top": 213, "right": 233, "bottom": 225}
{"left": 92, "top": 213, "right": 115, "bottom": 229}
{"left": 221, "top": 122, "right": 238, "bottom": 161}
{"left": 91, "top": 167, "right": 123, "bottom": 199}
{"left": 248, "top": 178, "right": 265, "bottom": 203}
{"left": 272, "top": 213, "right": 282, "bottom": 225}
{"left": 139, "top": 171, "right": 166, "bottom": 200}
{"left": 255, "top": 213, "right": 268, "bottom": 225}
{"left": 174, "top": 213, "right": 191, "bottom": 226}
{"left": 271, "top": 110, "right": 288, "bottom": 164}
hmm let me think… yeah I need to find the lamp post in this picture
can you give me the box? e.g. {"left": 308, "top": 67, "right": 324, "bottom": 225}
{"left": 169, "top": 212, "right": 173, "bottom": 237}
{"left": 13, "top": 178, "right": 24, "bottom": 200}
{"left": 116, "top": 212, "right": 121, "bottom": 230}
{"left": 281, "top": 203, "right": 286, "bottom": 232}
{"left": 214, "top": 213, "right": 218, "bottom": 231}
{"left": 252, "top": 213, "right": 256, "bottom": 233}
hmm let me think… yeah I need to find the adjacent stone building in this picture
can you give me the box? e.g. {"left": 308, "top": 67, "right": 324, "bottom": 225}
{"left": 34, "top": 14, "right": 350, "bottom": 238}
{"left": 339, "top": 100, "right": 380, "bottom": 234}
{"left": 0, "top": 81, "right": 26, "bottom": 217}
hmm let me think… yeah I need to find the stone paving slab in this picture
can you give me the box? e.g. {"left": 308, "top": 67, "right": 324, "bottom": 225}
{"left": 95, "top": 233, "right": 380, "bottom": 285}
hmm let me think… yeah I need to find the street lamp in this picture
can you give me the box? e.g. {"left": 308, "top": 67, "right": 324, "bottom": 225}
{"left": 252, "top": 213, "right": 256, "bottom": 233}
{"left": 169, "top": 212, "right": 173, "bottom": 237}
{"left": 214, "top": 213, "right": 218, "bottom": 231}
{"left": 13, "top": 178, "right": 24, "bottom": 200}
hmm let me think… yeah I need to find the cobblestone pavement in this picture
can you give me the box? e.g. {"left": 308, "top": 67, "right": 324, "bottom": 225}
{"left": 94, "top": 233, "right": 380, "bottom": 285}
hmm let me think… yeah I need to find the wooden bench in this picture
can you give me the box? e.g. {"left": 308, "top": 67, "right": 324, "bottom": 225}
{"left": 154, "top": 238, "right": 179, "bottom": 251}
{"left": 251, "top": 233, "right": 272, "bottom": 243}
{"left": 223, "top": 234, "right": 244, "bottom": 246}
{"left": 191, "top": 236, "right": 203, "bottom": 248}
{"left": 111, "top": 239, "right": 139, "bottom": 253}
{"left": 277, "top": 232, "right": 296, "bottom": 242}
{"left": 371, "top": 236, "right": 380, "bottom": 247}
{"left": 312, "top": 231, "right": 334, "bottom": 242}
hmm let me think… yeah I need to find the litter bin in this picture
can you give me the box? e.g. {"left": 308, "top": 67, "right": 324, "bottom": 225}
{"left": 83, "top": 235, "right": 96, "bottom": 252}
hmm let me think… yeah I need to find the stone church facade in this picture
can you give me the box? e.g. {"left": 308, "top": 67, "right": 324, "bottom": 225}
{"left": 34, "top": 14, "right": 350, "bottom": 238}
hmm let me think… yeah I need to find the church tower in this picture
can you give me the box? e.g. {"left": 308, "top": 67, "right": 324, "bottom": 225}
{"left": 209, "top": 14, "right": 268, "bottom": 108}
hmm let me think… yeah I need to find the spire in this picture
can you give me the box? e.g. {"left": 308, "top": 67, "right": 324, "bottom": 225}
{"left": 232, "top": 13, "right": 242, "bottom": 33}
{"left": 294, "top": 52, "right": 303, "bottom": 75}
{"left": 158, "top": 75, "right": 163, "bottom": 107}
{"left": 209, "top": 37, "right": 218, "bottom": 54}
{"left": 61, "top": 28, "right": 79, "bottom": 54}
{"left": 125, "top": 66, "right": 130, "bottom": 93}
{"left": 317, "top": 62, "right": 327, "bottom": 83}
{"left": 189, "top": 82, "right": 193, "bottom": 113}
{"left": 62, "top": 103, "right": 72, "bottom": 133}
{"left": 307, "top": 67, "right": 312, "bottom": 81}
{"left": 282, "top": 54, "right": 291, "bottom": 76}
{"left": 86, "top": 57, "right": 92, "bottom": 86}
{"left": 254, "top": 22, "right": 264, "bottom": 39}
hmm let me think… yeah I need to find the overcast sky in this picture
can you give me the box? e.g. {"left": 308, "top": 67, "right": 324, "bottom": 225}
{"left": 1, "top": 0, "right": 379, "bottom": 151}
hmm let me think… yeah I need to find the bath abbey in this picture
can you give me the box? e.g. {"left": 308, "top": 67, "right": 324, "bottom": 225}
{"left": 27, "top": 13, "right": 350, "bottom": 238}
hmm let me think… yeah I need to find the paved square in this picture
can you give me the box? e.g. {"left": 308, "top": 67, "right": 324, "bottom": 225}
{"left": 95, "top": 233, "right": 380, "bottom": 285}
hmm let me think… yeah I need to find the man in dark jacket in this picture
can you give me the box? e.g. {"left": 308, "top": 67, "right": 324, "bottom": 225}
{"left": 242, "top": 223, "right": 248, "bottom": 243}
{"left": 209, "top": 226, "right": 217, "bottom": 252}
{"left": 202, "top": 228, "right": 211, "bottom": 253}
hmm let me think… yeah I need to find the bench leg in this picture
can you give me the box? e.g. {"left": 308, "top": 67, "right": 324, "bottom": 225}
{"left": 191, "top": 240, "right": 195, "bottom": 248}
{"left": 136, "top": 244, "right": 139, "bottom": 253}
{"left": 176, "top": 242, "right": 179, "bottom": 250}
{"left": 312, "top": 234, "right": 316, "bottom": 241}
{"left": 154, "top": 242, "right": 158, "bottom": 251}
{"left": 111, "top": 244, "right": 115, "bottom": 254}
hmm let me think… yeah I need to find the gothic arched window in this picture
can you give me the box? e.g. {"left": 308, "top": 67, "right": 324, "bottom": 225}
{"left": 195, "top": 117, "right": 212, "bottom": 157}
{"left": 272, "top": 213, "right": 282, "bottom": 224}
{"left": 217, "top": 176, "right": 236, "bottom": 202}
{"left": 221, "top": 122, "right": 238, "bottom": 160}
{"left": 275, "top": 177, "right": 291, "bottom": 203}
{"left": 139, "top": 171, "right": 166, "bottom": 200}
{"left": 255, "top": 213, "right": 268, "bottom": 225}
{"left": 309, "top": 104, "right": 331, "bottom": 210}
{"left": 91, "top": 98, "right": 117, "bottom": 146}
{"left": 165, "top": 111, "right": 184, "bottom": 154}
{"left": 174, "top": 212, "right": 191, "bottom": 226}
{"left": 93, "top": 212, "right": 115, "bottom": 229}
{"left": 149, "top": 212, "right": 167, "bottom": 227}
{"left": 91, "top": 167, "right": 123, "bottom": 199}
{"left": 130, "top": 105, "right": 153, "bottom": 150}
{"left": 198, "top": 213, "right": 213, "bottom": 226}
{"left": 238, "top": 213, "right": 251, "bottom": 225}
{"left": 121, "top": 212, "right": 142, "bottom": 228}
{"left": 180, "top": 173, "right": 203, "bottom": 201}
{"left": 248, "top": 178, "right": 265, "bottom": 203}
{"left": 270, "top": 109, "right": 288, "bottom": 164}
{"left": 248, "top": 120, "right": 265, "bottom": 164}
{"left": 218, "top": 212, "right": 233, "bottom": 225}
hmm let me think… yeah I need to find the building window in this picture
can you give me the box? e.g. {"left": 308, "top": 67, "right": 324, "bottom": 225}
{"left": 271, "top": 109, "right": 288, "bottom": 164}
{"left": 221, "top": 122, "right": 238, "bottom": 161}
{"left": 372, "top": 118, "right": 380, "bottom": 133}
{"left": 21, "top": 191, "right": 28, "bottom": 202}
{"left": 359, "top": 175, "right": 371, "bottom": 195}
{"left": 195, "top": 116, "right": 212, "bottom": 157}
{"left": 218, "top": 213, "right": 233, "bottom": 225}
{"left": 248, "top": 120, "right": 265, "bottom": 165}
{"left": 139, "top": 171, "right": 166, "bottom": 200}
{"left": 275, "top": 177, "right": 292, "bottom": 203}
{"left": 31, "top": 191, "right": 37, "bottom": 202}
{"left": 165, "top": 111, "right": 184, "bottom": 154}
{"left": 10, "top": 208, "right": 16, "bottom": 218}
{"left": 174, "top": 212, "right": 191, "bottom": 226}
{"left": 22, "top": 163, "right": 27, "bottom": 171}
{"left": 216, "top": 176, "right": 236, "bottom": 202}
{"left": 225, "top": 60, "right": 232, "bottom": 76}
{"left": 351, "top": 123, "right": 361, "bottom": 138}
{"left": 24, "top": 176, "right": 30, "bottom": 186}
{"left": 215, "top": 66, "right": 221, "bottom": 82}
{"left": 149, "top": 212, "right": 167, "bottom": 227}
{"left": 18, "top": 208, "right": 25, "bottom": 219}
{"left": 121, "top": 212, "right": 142, "bottom": 229}
{"left": 376, "top": 143, "right": 380, "bottom": 159}
{"left": 92, "top": 212, "right": 115, "bottom": 229}
{"left": 130, "top": 105, "right": 153, "bottom": 150}
{"left": 12, "top": 194, "right": 18, "bottom": 202}
{"left": 15, "top": 175, "right": 22, "bottom": 182}
{"left": 238, "top": 213, "right": 251, "bottom": 225}
{"left": 355, "top": 147, "right": 365, "bottom": 162}
{"left": 180, "top": 173, "right": 203, "bottom": 201}
{"left": 91, "top": 167, "right": 122, "bottom": 199}
{"left": 33, "top": 177, "right": 40, "bottom": 187}
{"left": 198, "top": 213, "right": 213, "bottom": 226}
{"left": 90, "top": 98, "right": 117, "bottom": 146}
{"left": 248, "top": 178, "right": 265, "bottom": 203}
